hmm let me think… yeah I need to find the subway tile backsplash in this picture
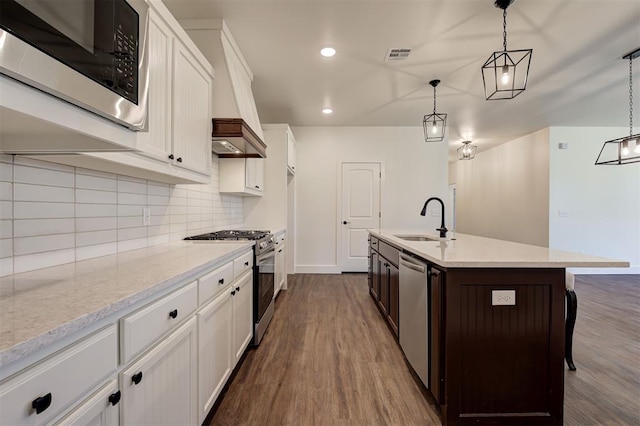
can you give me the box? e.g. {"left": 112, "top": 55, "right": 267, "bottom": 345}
{"left": 0, "top": 154, "right": 243, "bottom": 276}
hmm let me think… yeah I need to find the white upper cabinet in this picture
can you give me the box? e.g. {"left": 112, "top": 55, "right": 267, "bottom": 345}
{"left": 287, "top": 130, "right": 297, "bottom": 175}
{"left": 171, "top": 39, "right": 212, "bottom": 175}
{"left": 135, "top": 0, "right": 213, "bottom": 177}
{"left": 219, "top": 158, "right": 264, "bottom": 196}
{"left": 20, "top": 0, "right": 214, "bottom": 185}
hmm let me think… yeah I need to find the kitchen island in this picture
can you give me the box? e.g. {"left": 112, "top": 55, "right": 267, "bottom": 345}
{"left": 368, "top": 229, "right": 628, "bottom": 426}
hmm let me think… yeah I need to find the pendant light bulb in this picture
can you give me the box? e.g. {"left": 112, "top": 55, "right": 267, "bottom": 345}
{"left": 431, "top": 120, "right": 438, "bottom": 134}
{"left": 621, "top": 140, "right": 630, "bottom": 156}
{"left": 501, "top": 65, "right": 510, "bottom": 85}
{"left": 634, "top": 140, "right": 640, "bottom": 154}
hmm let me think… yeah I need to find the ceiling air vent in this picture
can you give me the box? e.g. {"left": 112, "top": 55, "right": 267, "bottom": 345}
{"left": 385, "top": 48, "right": 412, "bottom": 62}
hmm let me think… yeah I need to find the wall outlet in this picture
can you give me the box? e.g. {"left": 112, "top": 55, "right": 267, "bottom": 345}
{"left": 558, "top": 209, "right": 569, "bottom": 217}
{"left": 142, "top": 207, "right": 151, "bottom": 226}
{"left": 492, "top": 290, "right": 516, "bottom": 306}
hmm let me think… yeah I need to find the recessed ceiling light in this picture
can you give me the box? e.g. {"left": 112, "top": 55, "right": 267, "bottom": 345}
{"left": 322, "top": 108, "right": 333, "bottom": 114}
{"left": 320, "top": 47, "right": 336, "bottom": 58}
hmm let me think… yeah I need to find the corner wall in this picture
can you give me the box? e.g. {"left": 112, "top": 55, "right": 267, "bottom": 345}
{"left": 549, "top": 127, "right": 640, "bottom": 274}
{"left": 455, "top": 128, "right": 550, "bottom": 247}
{"left": 292, "top": 126, "right": 448, "bottom": 273}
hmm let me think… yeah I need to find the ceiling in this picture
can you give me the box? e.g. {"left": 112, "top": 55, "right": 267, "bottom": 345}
{"left": 162, "top": 0, "right": 640, "bottom": 157}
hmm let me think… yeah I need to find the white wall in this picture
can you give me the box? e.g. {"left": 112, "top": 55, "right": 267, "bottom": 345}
{"left": 549, "top": 127, "right": 640, "bottom": 274}
{"left": 292, "top": 126, "right": 448, "bottom": 273}
{"left": 0, "top": 155, "right": 243, "bottom": 276}
{"left": 456, "top": 128, "right": 550, "bottom": 247}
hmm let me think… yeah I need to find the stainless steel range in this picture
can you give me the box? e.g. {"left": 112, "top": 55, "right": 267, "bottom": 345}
{"left": 185, "top": 230, "right": 275, "bottom": 345}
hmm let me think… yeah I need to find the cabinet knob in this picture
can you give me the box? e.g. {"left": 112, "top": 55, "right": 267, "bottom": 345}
{"left": 218, "top": 278, "right": 224, "bottom": 285}
{"left": 169, "top": 309, "right": 178, "bottom": 319}
{"left": 132, "top": 371, "right": 143, "bottom": 385}
{"left": 231, "top": 290, "right": 236, "bottom": 296}
{"left": 255, "top": 185, "right": 260, "bottom": 189}
{"left": 168, "top": 154, "right": 174, "bottom": 160}
{"left": 32, "top": 393, "right": 52, "bottom": 415}
{"left": 236, "top": 286, "right": 240, "bottom": 292}
{"left": 108, "top": 391, "right": 121, "bottom": 406}
{"left": 176, "top": 157, "right": 183, "bottom": 163}
{"left": 278, "top": 249, "right": 282, "bottom": 253}
{"left": 245, "top": 261, "right": 249, "bottom": 266}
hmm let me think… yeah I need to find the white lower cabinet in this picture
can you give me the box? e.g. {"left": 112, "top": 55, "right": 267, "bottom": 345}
{"left": 275, "top": 243, "right": 286, "bottom": 298}
{"left": 197, "top": 269, "right": 253, "bottom": 423}
{"left": 232, "top": 271, "right": 254, "bottom": 364}
{"left": 197, "top": 289, "right": 232, "bottom": 423}
{"left": 0, "top": 326, "right": 117, "bottom": 425}
{"left": 54, "top": 379, "right": 119, "bottom": 426}
{"left": 120, "top": 317, "right": 198, "bottom": 425}
{"left": 0, "top": 251, "right": 256, "bottom": 426}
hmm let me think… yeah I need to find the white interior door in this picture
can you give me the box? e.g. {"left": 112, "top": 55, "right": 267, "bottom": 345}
{"left": 341, "top": 162, "right": 381, "bottom": 272}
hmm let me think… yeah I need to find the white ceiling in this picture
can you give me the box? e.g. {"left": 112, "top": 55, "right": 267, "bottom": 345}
{"left": 163, "top": 0, "right": 640, "bottom": 156}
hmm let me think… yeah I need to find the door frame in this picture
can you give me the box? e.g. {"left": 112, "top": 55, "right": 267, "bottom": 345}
{"left": 337, "top": 160, "right": 383, "bottom": 273}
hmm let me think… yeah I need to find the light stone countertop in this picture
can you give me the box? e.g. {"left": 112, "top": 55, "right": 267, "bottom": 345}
{"left": 0, "top": 240, "right": 253, "bottom": 370}
{"left": 370, "top": 229, "right": 630, "bottom": 268}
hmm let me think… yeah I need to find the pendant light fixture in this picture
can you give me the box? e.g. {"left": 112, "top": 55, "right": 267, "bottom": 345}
{"left": 457, "top": 140, "right": 477, "bottom": 160}
{"left": 595, "top": 48, "right": 640, "bottom": 165}
{"left": 481, "top": 0, "right": 532, "bottom": 100}
{"left": 423, "top": 79, "right": 447, "bottom": 142}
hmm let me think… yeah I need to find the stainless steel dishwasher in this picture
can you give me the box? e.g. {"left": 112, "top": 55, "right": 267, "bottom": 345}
{"left": 399, "top": 253, "right": 429, "bottom": 387}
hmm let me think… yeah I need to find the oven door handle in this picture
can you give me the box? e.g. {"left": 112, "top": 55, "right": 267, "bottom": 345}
{"left": 256, "top": 248, "right": 276, "bottom": 263}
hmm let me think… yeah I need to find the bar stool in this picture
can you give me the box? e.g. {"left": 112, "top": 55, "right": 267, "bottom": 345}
{"left": 565, "top": 271, "right": 577, "bottom": 371}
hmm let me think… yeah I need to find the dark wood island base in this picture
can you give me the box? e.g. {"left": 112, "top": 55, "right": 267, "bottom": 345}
{"left": 438, "top": 267, "right": 565, "bottom": 425}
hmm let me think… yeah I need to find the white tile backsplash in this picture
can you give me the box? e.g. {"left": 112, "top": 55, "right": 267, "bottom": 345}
{"left": 14, "top": 202, "right": 74, "bottom": 219}
{"left": 0, "top": 156, "right": 243, "bottom": 276}
{"left": 14, "top": 218, "right": 75, "bottom": 237}
{"left": 13, "top": 183, "right": 74, "bottom": 202}
{"left": 76, "top": 188, "right": 117, "bottom": 204}
{"left": 14, "top": 164, "right": 74, "bottom": 187}
{"left": 14, "top": 233, "right": 75, "bottom": 256}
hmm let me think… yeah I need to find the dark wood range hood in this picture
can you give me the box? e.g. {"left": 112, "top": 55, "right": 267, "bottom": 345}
{"left": 212, "top": 118, "right": 267, "bottom": 158}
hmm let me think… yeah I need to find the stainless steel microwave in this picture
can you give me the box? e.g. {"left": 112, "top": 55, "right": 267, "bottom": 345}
{"left": 0, "top": 0, "right": 149, "bottom": 130}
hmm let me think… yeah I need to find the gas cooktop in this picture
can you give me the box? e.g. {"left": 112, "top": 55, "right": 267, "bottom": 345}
{"left": 184, "top": 230, "right": 271, "bottom": 241}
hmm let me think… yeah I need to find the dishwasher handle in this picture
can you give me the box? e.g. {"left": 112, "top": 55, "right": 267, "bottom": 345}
{"left": 400, "top": 255, "right": 426, "bottom": 273}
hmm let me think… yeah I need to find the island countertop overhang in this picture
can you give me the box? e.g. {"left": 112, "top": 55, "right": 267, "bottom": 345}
{"left": 369, "top": 229, "right": 629, "bottom": 269}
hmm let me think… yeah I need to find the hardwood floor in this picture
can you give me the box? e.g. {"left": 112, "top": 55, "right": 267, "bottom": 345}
{"left": 208, "top": 273, "right": 640, "bottom": 425}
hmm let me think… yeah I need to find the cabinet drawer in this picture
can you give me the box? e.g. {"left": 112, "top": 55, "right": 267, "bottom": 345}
{"left": 379, "top": 240, "right": 400, "bottom": 267}
{"left": 370, "top": 236, "right": 379, "bottom": 251}
{"left": 54, "top": 379, "right": 119, "bottom": 425}
{"left": 198, "top": 261, "right": 234, "bottom": 305}
{"left": 121, "top": 282, "right": 198, "bottom": 364}
{"left": 0, "top": 326, "right": 117, "bottom": 425}
{"left": 233, "top": 251, "right": 253, "bottom": 279}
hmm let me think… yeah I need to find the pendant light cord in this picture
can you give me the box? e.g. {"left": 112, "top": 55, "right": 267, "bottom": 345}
{"left": 630, "top": 56, "right": 633, "bottom": 136}
{"left": 503, "top": 9, "right": 508, "bottom": 51}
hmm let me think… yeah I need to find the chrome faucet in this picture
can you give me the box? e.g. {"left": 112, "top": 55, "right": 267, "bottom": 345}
{"left": 420, "top": 197, "right": 448, "bottom": 238}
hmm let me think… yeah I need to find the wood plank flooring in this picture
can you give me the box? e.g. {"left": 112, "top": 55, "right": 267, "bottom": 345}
{"left": 208, "top": 273, "right": 640, "bottom": 425}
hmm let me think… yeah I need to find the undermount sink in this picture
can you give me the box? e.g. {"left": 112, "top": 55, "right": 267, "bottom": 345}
{"left": 394, "top": 234, "right": 438, "bottom": 242}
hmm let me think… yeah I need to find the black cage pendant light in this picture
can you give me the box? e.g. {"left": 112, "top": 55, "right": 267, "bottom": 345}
{"left": 595, "top": 48, "right": 640, "bottom": 165}
{"left": 481, "top": 0, "right": 532, "bottom": 100}
{"left": 457, "top": 140, "right": 478, "bottom": 160}
{"left": 423, "top": 79, "right": 447, "bottom": 142}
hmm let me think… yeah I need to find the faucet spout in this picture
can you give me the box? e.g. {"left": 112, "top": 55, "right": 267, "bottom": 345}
{"left": 420, "top": 197, "right": 448, "bottom": 238}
